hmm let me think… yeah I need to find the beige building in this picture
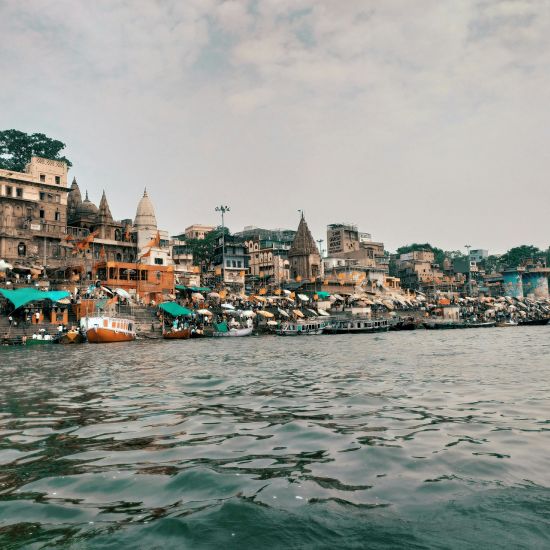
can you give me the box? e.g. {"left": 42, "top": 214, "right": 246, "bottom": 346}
{"left": 0, "top": 156, "right": 70, "bottom": 267}
{"left": 184, "top": 224, "right": 215, "bottom": 240}
{"left": 327, "top": 223, "right": 385, "bottom": 270}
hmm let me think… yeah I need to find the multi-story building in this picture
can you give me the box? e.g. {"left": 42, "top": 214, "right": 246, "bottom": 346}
{"left": 326, "top": 223, "right": 385, "bottom": 270}
{"left": 0, "top": 156, "right": 71, "bottom": 268}
{"left": 183, "top": 224, "right": 215, "bottom": 240}
{"left": 237, "top": 227, "right": 295, "bottom": 286}
{"left": 469, "top": 249, "right": 489, "bottom": 263}
{"left": 211, "top": 234, "right": 249, "bottom": 290}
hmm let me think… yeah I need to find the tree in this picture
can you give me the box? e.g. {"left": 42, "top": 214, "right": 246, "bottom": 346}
{"left": 185, "top": 226, "right": 229, "bottom": 267}
{"left": 499, "top": 245, "right": 543, "bottom": 268}
{"left": 0, "top": 129, "right": 72, "bottom": 172}
{"left": 396, "top": 243, "right": 446, "bottom": 266}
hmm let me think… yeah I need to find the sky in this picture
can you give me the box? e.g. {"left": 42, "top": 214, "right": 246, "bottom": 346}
{"left": 1, "top": 0, "right": 549, "bottom": 254}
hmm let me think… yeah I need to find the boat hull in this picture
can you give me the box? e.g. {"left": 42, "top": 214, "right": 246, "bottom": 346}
{"left": 213, "top": 327, "right": 253, "bottom": 337}
{"left": 518, "top": 318, "right": 549, "bottom": 326}
{"left": 58, "top": 331, "right": 85, "bottom": 344}
{"left": 87, "top": 327, "right": 135, "bottom": 343}
{"left": 163, "top": 328, "right": 191, "bottom": 340}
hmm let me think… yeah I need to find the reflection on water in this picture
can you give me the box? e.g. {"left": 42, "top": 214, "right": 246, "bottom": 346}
{"left": 0, "top": 328, "right": 549, "bottom": 548}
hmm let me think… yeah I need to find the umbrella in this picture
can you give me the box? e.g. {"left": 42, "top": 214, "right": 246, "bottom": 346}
{"left": 221, "top": 303, "right": 235, "bottom": 310}
{"left": 115, "top": 288, "right": 131, "bottom": 300}
{"left": 257, "top": 310, "right": 274, "bottom": 318}
{"left": 306, "top": 308, "right": 318, "bottom": 316}
{"left": 241, "top": 310, "right": 256, "bottom": 318}
{"left": 208, "top": 292, "right": 221, "bottom": 299}
{"left": 0, "top": 260, "right": 13, "bottom": 271}
{"left": 297, "top": 294, "right": 309, "bottom": 301}
{"left": 293, "top": 309, "right": 304, "bottom": 318}
{"left": 197, "top": 308, "right": 212, "bottom": 316}
{"left": 277, "top": 308, "right": 289, "bottom": 317}
{"left": 282, "top": 289, "right": 292, "bottom": 295}
{"left": 317, "top": 309, "right": 330, "bottom": 317}
{"left": 267, "top": 320, "right": 278, "bottom": 326}
{"left": 192, "top": 292, "right": 204, "bottom": 301}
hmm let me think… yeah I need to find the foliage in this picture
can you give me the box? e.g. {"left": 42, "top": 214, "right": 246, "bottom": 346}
{"left": 0, "top": 129, "right": 72, "bottom": 172}
{"left": 498, "top": 245, "right": 544, "bottom": 268}
{"left": 185, "top": 226, "right": 229, "bottom": 267}
{"left": 396, "top": 243, "right": 446, "bottom": 266}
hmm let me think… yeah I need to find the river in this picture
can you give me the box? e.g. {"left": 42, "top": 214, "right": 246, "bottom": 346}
{"left": 0, "top": 328, "right": 549, "bottom": 549}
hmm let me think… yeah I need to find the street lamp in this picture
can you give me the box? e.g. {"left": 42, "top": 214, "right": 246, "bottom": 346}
{"left": 464, "top": 244, "right": 472, "bottom": 296}
{"left": 215, "top": 205, "right": 230, "bottom": 285}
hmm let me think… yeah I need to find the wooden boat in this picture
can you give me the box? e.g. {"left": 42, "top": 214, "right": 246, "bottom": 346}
{"left": 423, "top": 320, "right": 496, "bottom": 329}
{"left": 25, "top": 333, "right": 57, "bottom": 345}
{"left": 324, "top": 318, "right": 389, "bottom": 334}
{"left": 275, "top": 320, "right": 326, "bottom": 336}
{"left": 496, "top": 320, "right": 518, "bottom": 327}
{"left": 163, "top": 327, "right": 191, "bottom": 340}
{"left": 58, "top": 329, "right": 86, "bottom": 344}
{"left": 213, "top": 326, "right": 253, "bottom": 337}
{"left": 82, "top": 316, "right": 136, "bottom": 343}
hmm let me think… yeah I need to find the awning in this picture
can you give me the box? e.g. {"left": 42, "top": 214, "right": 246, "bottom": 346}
{"left": 293, "top": 309, "right": 304, "bottom": 318}
{"left": 0, "top": 288, "right": 70, "bottom": 310}
{"left": 257, "top": 310, "right": 274, "bottom": 318}
{"left": 159, "top": 302, "right": 193, "bottom": 316}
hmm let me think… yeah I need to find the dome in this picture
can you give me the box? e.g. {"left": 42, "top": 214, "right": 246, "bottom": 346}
{"left": 76, "top": 191, "right": 99, "bottom": 217}
{"left": 134, "top": 188, "right": 157, "bottom": 230}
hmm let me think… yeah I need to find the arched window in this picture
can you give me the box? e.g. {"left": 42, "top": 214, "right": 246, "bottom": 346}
{"left": 17, "top": 242, "right": 26, "bottom": 257}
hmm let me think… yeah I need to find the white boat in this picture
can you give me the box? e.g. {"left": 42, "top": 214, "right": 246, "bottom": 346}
{"left": 275, "top": 320, "right": 326, "bottom": 336}
{"left": 213, "top": 327, "right": 253, "bottom": 337}
{"left": 81, "top": 315, "right": 136, "bottom": 343}
{"left": 324, "top": 318, "right": 390, "bottom": 334}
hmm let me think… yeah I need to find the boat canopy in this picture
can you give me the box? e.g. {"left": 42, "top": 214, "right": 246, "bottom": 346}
{"left": 158, "top": 302, "right": 193, "bottom": 317}
{"left": 0, "top": 288, "right": 70, "bottom": 310}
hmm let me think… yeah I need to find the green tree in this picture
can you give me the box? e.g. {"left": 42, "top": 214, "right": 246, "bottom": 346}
{"left": 396, "top": 243, "right": 446, "bottom": 266}
{"left": 499, "top": 245, "right": 543, "bottom": 268}
{"left": 185, "top": 226, "right": 229, "bottom": 267}
{"left": 0, "top": 129, "right": 72, "bottom": 172}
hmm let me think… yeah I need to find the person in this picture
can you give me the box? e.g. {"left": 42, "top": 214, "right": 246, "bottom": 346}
{"left": 35, "top": 311, "right": 40, "bottom": 324}
{"left": 57, "top": 324, "right": 64, "bottom": 334}
{"left": 26, "top": 273, "right": 31, "bottom": 284}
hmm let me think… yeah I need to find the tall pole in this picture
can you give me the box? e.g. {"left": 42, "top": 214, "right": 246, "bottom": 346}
{"left": 465, "top": 244, "right": 472, "bottom": 296}
{"left": 215, "top": 205, "right": 230, "bottom": 286}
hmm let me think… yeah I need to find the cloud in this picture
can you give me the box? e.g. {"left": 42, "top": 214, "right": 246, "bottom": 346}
{"left": 1, "top": 0, "right": 549, "bottom": 252}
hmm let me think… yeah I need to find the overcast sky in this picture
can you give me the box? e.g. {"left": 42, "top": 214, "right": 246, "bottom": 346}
{"left": 1, "top": 0, "right": 549, "bottom": 253}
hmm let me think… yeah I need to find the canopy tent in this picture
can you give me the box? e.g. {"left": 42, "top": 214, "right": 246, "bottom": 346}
{"left": 0, "top": 288, "right": 71, "bottom": 310}
{"left": 158, "top": 301, "right": 193, "bottom": 317}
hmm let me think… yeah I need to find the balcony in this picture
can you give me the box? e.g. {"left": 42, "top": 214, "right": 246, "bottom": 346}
{"left": 0, "top": 216, "right": 66, "bottom": 238}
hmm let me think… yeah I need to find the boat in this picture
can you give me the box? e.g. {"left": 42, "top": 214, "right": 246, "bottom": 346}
{"left": 25, "top": 332, "right": 57, "bottom": 345}
{"left": 423, "top": 320, "right": 496, "bottom": 329}
{"left": 389, "top": 318, "right": 417, "bottom": 331}
{"left": 518, "top": 318, "right": 549, "bottom": 326}
{"left": 58, "top": 328, "right": 86, "bottom": 344}
{"left": 163, "top": 327, "right": 191, "bottom": 340}
{"left": 275, "top": 320, "right": 326, "bottom": 335}
{"left": 81, "top": 315, "right": 136, "bottom": 343}
{"left": 496, "top": 320, "right": 518, "bottom": 327}
{"left": 213, "top": 326, "right": 253, "bottom": 337}
{"left": 324, "top": 318, "right": 389, "bottom": 334}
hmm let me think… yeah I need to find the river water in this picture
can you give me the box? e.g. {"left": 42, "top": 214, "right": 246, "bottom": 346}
{"left": 0, "top": 328, "right": 549, "bottom": 549}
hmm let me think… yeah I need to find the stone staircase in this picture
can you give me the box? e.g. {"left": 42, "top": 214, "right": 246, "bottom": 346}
{"left": 117, "top": 304, "right": 162, "bottom": 338}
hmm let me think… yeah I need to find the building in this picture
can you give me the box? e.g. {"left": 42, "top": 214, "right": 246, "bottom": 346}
{"left": 0, "top": 156, "right": 71, "bottom": 269}
{"left": 183, "top": 224, "right": 215, "bottom": 240}
{"left": 237, "top": 227, "right": 295, "bottom": 286}
{"left": 469, "top": 249, "right": 489, "bottom": 263}
{"left": 289, "top": 214, "right": 321, "bottom": 281}
{"left": 327, "top": 223, "right": 386, "bottom": 270}
{"left": 211, "top": 234, "right": 249, "bottom": 290}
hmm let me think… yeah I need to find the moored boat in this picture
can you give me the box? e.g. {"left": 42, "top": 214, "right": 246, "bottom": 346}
{"left": 324, "top": 318, "right": 389, "bottom": 334}
{"left": 275, "top": 320, "right": 326, "bottom": 335}
{"left": 82, "top": 316, "right": 136, "bottom": 343}
{"left": 213, "top": 326, "right": 253, "bottom": 337}
{"left": 518, "top": 318, "right": 549, "bottom": 326}
{"left": 163, "top": 328, "right": 191, "bottom": 339}
{"left": 58, "top": 328, "right": 86, "bottom": 344}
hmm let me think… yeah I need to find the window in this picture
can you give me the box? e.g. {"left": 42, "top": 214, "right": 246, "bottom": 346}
{"left": 55, "top": 176, "right": 60, "bottom": 184}
{"left": 40, "top": 174, "right": 45, "bottom": 182}
{"left": 237, "top": 261, "right": 242, "bottom": 268}
{"left": 39, "top": 209, "right": 45, "bottom": 219}
{"left": 17, "top": 242, "right": 26, "bottom": 257}
{"left": 154, "top": 258, "right": 163, "bottom": 265}
{"left": 39, "top": 192, "right": 45, "bottom": 201}
{"left": 55, "top": 211, "right": 61, "bottom": 221}
{"left": 48, "top": 194, "right": 53, "bottom": 202}
{"left": 16, "top": 188, "right": 23, "bottom": 198}
{"left": 54, "top": 195, "right": 60, "bottom": 203}
{"left": 6, "top": 186, "right": 12, "bottom": 196}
